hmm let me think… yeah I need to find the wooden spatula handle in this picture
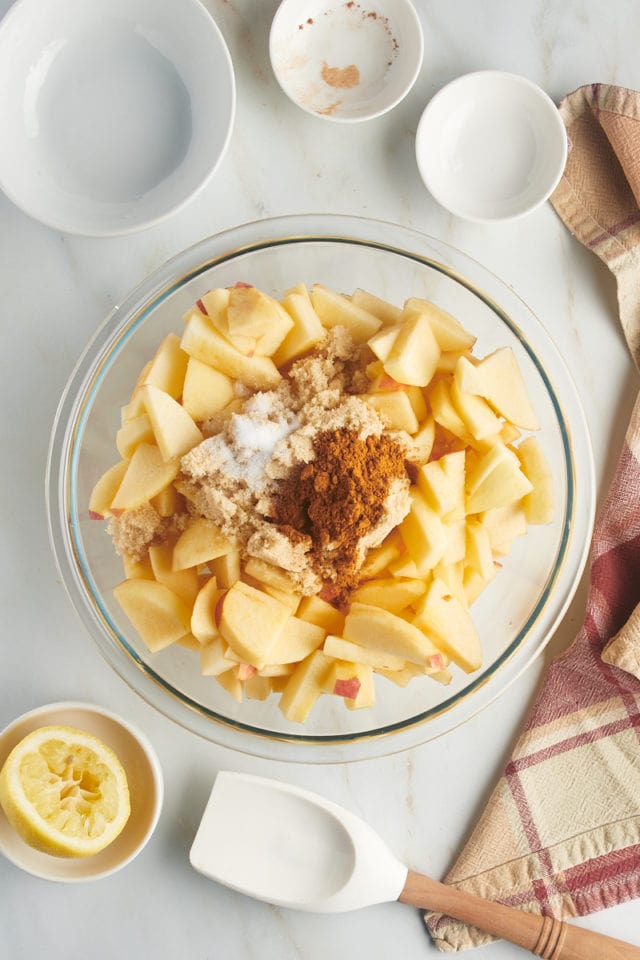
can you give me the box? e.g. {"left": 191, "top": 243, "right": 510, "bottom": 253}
{"left": 399, "top": 870, "right": 640, "bottom": 959}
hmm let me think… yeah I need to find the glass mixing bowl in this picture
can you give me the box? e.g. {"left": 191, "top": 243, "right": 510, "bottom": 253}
{"left": 47, "top": 215, "right": 594, "bottom": 762}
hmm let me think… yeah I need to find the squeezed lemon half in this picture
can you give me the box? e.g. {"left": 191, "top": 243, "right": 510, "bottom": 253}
{"left": 0, "top": 725, "right": 131, "bottom": 858}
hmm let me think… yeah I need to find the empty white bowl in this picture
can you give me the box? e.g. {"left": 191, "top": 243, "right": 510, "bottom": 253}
{"left": 269, "top": 0, "right": 423, "bottom": 122}
{"left": 0, "top": 702, "right": 163, "bottom": 882}
{"left": 0, "top": 0, "right": 235, "bottom": 236}
{"left": 415, "top": 71, "right": 567, "bottom": 222}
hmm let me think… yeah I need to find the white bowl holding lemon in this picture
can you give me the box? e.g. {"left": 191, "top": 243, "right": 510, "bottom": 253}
{"left": 0, "top": 702, "right": 163, "bottom": 882}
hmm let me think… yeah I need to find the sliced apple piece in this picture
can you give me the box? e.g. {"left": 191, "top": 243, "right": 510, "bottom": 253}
{"left": 416, "top": 450, "right": 465, "bottom": 521}
{"left": 431, "top": 559, "right": 466, "bottom": 606}
{"left": 344, "top": 665, "right": 376, "bottom": 710}
{"left": 244, "top": 674, "right": 273, "bottom": 701}
{"left": 191, "top": 575, "right": 222, "bottom": 645}
{"left": 406, "top": 417, "right": 436, "bottom": 465}
{"left": 412, "top": 577, "right": 482, "bottom": 673}
{"left": 199, "top": 287, "right": 231, "bottom": 322}
{"left": 451, "top": 378, "right": 503, "bottom": 441}
{"left": 243, "top": 557, "right": 298, "bottom": 593}
{"left": 465, "top": 443, "right": 533, "bottom": 514}
{"left": 140, "top": 384, "right": 202, "bottom": 463}
{"left": 363, "top": 391, "right": 419, "bottom": 434}
{"left": 150, "top": 483, "right": 182, "bottom": 518}
{"left": 479, "top": 502, "right": 527, "bottom": 552}
{"left": 227, "top": 284, "right": 294, "bottom": 356}
{"left": 115, "top": 413, "right": 155, "bottom": 461}
{"left": 296, "top": 594, "right": 346, "bottom": 635}
{"left": 350, "top": 577, "right": 427, "bottom": 613}
{"left": 515, "top": 436, "right": 554, "bottom": 524}
{"left": 218, "top": 581, "right": 291, "bottom": 669}
{"left": 259, "top": 662, "right": 295, "bottom": 678}
{"left": 383, "top": 312, "right": 440, "bottom": 387}
{"left": 259, "top": 583, "right": 301, "bottom": 613}
{"left": 322, "top": 660, "right": 364, "bottom": 700}
{"left": 172, "top": 518, "right": 232, "bottom": 571}
{"left": 475, "top": 347, "right": 539, "bottom": 430}
{"left": 278, "top": 650, "right": 332, "bottom": 723}
{"left": 463, "top": 568, "right": 489, "bottom": 606}
{"left": 272, "top": 292, "right": 325, "bottom": 366}
{"left": 196, "top": 291, "right": 256, "bottom": 355}
{"left": 141, "top": 333, "right": 189, "bottom": 399}
{"left": 182, "top": 357, "right": 235, "bottom": 422}
{"left": 89, "top": 460, "right": 128, "bottom": 519}
{"left": 465, "top": 519, "right": 496, "bottom": 582}
{"left": 359, "top": 532, "right": 403, "bottom": 579}
{"left": 215, "top": 668, "right": 243, "bottom": 703}
{"left": 403, "top": 298, "right": 477, "bottom": 352}
{"left": 310, "top": 283, "right": 382, "bottom": 342}
{"left": 352, "top": 288, "right": 402, "bottom": 326}
{"left": 113, "top": 578, "right": 191, "bottom": 652}
{"left": 367, "top": 323, "right": 402, "bottom": 362}
{"left": 200, "top": 635, "right": 236, "bottom": 676}
{"left": 211, "top": 548, "right": 241, "bottom": 589}
{"left": 122, "top": 553, "right": 154, "bottom": 580}
{"left": 441, "top": 519, "right": 467, "bottom": 564}
{"left": 268, "top": 616, "right": 326, "bottom": 665}
{"left": 427, "top": 380, "right": 472, "bottom": 443}
{"left": 110, "top": 444, "right": 180, "bottom": 513}
{"left": 148, "top": 543, "right": 199, "bottom": 606}
{"left": 387, "top": 553, "right": 421, "bottom": 578}
{"left": 181, "top": 309, "right": 281, "bottom": 390}
{"left": 323, "top": 634, "right": 405, "bottom": 671}
{"left": 343, "top": 602, "right": 443, "bottom": 665}
{"left": 400, "top": 488, "right": 448, "bottom": 575}
{"left": 453, "top": 354, "right": 484, "bottom": 395}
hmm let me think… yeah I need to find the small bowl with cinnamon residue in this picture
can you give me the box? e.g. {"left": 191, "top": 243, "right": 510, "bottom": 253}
{"left": 269, "top": 0, "right": 423, "bottom": 122}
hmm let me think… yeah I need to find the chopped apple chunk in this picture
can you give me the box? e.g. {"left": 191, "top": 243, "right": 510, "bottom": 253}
{"left": 343, "top": 603, "right": 443, "bottom": 666}
{"left": 218, "top": 581, "right": 291, "bottom": 669}
{"left": 172, "top": 518, "right": 232, "bottom": 571}
{"left": 110, "top": 444, "right": 180, "bottom": 513}
{"left": 311, "top": 283, "right": 382, "bottom": 342}
{"left": 113, "top": 579, "right": 191, "bottom": 652}
{"left": 89, "top": 460, "right": 128, "bottom": 519}
{"left": 516, "top": 436, "right": 554, "bottom": 524}
{"left": 474, "top": 347, "right": 539, "bottom": 430}
{"left": 181, "top": 309, "right": 281, "bottom": 390}
{"left": 182, "top": 357, "right": 235, "bottom": 421}
{"left": 279, "top": 651, "right": 332, "bottom": 723}
{"left": 141, "top": 384, "right": 203, "bottom": 462}
{"left": 383, "top": 312, "right": 440, "bottom": 387}
{"left": 412, "top": 578, "right": 481, "bottom": 673}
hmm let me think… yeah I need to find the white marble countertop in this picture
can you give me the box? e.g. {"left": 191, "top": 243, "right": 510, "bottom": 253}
{"left": 1, "top": 1, "right": 639, "bottom": 957}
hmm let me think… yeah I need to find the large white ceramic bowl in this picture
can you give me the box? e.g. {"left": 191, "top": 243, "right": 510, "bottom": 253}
{"left": 0, "top": 0, "right": 235, "bottom": 235}
{"left": 47, "top": 215, "right": 594, "bottom": 762}
{"left": 416, "top": 71, "right": 568, "bottom": 222}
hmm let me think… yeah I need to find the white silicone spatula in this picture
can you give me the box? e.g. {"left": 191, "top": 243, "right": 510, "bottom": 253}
{"left": 190, "top": 771, "right": 640, "bottom": 960}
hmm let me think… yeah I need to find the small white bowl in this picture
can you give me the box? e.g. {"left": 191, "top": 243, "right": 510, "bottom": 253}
{"left": 415, "top": 71, "right": 568, "bottom": 222}
{"left": 0, "top": 0, "right": 235, "bottom": 236}
{"left": 269, "top": 0, "right": 423, "bottom": 122}
{"left": 0, "top": 702, "right": 163, "bottom": 882}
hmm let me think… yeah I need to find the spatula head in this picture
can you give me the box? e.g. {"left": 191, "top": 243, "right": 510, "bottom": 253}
{"left": 189, "top": 771, "right": 408, "bottom": 913}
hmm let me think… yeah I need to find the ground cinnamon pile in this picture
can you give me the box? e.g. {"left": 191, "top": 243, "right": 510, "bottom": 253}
{"left": 271, "top": 427, "right": 409, "bottom": 602}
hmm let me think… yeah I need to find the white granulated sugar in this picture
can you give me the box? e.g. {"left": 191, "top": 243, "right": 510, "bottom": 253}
{"left": 226, "top": 408, "right": 300, "bottom": 494}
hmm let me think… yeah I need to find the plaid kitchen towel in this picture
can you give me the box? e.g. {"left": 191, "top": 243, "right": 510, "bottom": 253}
{"left": 426, "top": 83, "right": 640, "bottom": 952}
